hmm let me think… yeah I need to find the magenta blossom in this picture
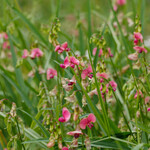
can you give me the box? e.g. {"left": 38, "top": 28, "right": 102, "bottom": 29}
{"left": 55, "top": 42, "right": 70, "bottom": 54}
{"left": 2, "top": 41, "right": 10, "bottom": 50}
{"left": 62, "top": 147, "right": 69, "bottom": 150}
{"left": 134, "top": 90, "right": 143, "bottom": 99}
{"left": 79, "top": 113, "right": 96, "bottom": 129}
{"left": 58, "top": 107, "right": 71, "bottom": 123}
{"left": 147, "top": 108, "right": 150, "bottom": 112}
{"left": 81, "top": 65, "right": 93, "bottom": 79}
{"left": 30, "top": 48, "right": 43, "bottom": 59}
{"left": 60, "top": 56, "right": 79, "bottom": 69}
{"left": 107, "top": 48, "right": 113, "bottom": 57}
{"left": 117, "top": 0, "right": 126, "bottom": 6}
{"left": 47, "top": 68, "right": 57, "bottom": 80}
{"left": 133, "top": 46, "right": 147, "bottom": 53}
{"left": 22, "top": 49, "right": 29, "bottom": 59}
{"left": 109, "top": 81, "right": 117, "bottom": 91}
{"left": 67, "top": 130, "right": 83, "bottom": 138}
{"left": 134, "top": 32, "right": 143, "bottom": 45}
{"left": 96, "top": 72, "right": 109, "bottom": 83}
{"left": 92, "top": 48, "right": 103, "bottom": 57}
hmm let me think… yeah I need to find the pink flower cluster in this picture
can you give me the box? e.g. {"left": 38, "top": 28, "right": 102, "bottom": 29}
{"left": 22, "top": 48, "right": 43, "bottom": 59}
{"left": 55, "top": 42, "right": 71, "bottom": 54}
{"left": 0, "top": 32, "right": 10, "bottom": 50}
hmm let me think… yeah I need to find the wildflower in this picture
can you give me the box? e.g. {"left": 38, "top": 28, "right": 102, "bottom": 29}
{"left": 109, "top": 80, "right": 117, "bottom": 91}
{"left": 79, "top": 113, "right": 96, "bottom": 129}
{"left": 62, "top": 147, "right": 69, "bottom": 150}
{"left": 117, "top": 0, "right": 126, "bottom": 6}
{"left": 47, "top": 68, "right": 57, "bottom": 80}
{"left": 47, "top": 140, "right": 55, "bottom": 148}
{"left": 134, "top": 90, "right": 143, "bottom": 99}
{"left": 85, "top": 135, "right": 91, "bottom": 150}
{"left": 2, "top": 41, "right": 10, "bottom": 50}
{"left": 133, "top": 46, "right": 147, "bottom": 53}
{"left": 58, "top": 107, "right": 71, "bottom": 122}
{"left": 145, "top": 96, "right": 150, "bottom": 104}
{"left": 3, "top": 33, "right": 8, "bottom": 40}
{"left": 92, "top": 48, "right": 103, "bottom": 57}
{"left": 107, "top": 48, "right": 113, "bottom": 57}
{"left": 128, "top": 53, "right": 138, "bottom": 61}
{"left": 134, "top": 32, "right": 143, "bottom": 45}
{"left": 60, "top": 56, "right": 79, "bottom": 69}
{"left": 147, "top": 108, "right": 150, "bottom": 112}
{"left": 96, "top": 72, "right": 109, "bottom": 83}
{"left": 62, "top": 77, "right": 76, "bottom": 91}
{"left": 22, "top": 49, "right": 29, "bottom": 59}
{"left": 67, "top": 130, "right": 83, "bottom": 138}
{"left": 55, "top": 42, "right": 70, "bottom": 54}
{"left": 81, "top": 65, "right": 93, "bottom": 79}
{"left": 30, "top": 48, "right": 43, "bottom": 59}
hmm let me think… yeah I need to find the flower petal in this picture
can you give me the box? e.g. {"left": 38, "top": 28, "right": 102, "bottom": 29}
{"left": 62, "top": 107, "right": 71, "bottom": 122}
{"left": 87, "top": 113, "right": 96, "bottom": 123}
{"left": 79, "top": 118, "right": 88, "bottom": 129}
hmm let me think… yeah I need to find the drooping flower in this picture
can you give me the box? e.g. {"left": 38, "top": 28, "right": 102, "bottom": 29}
{"left": 145, "top": 96, "right": 150, "bottom": 104}
{"left": 47, "top": 139, "right": 55, "bottom": 148}
{"left": 79, "top": 113, "right": 96, "bottom": 129}
{"left": 58, "top": 107, "right": 71, "bottom": 122}
{"left": 133, "top": 46, "right": 147, "bottom": 53}
{"left": 117, "top": 0, "right": 126, "bottom": 6}
{"left": 134, "top": 32, "right": 143, "bottom": 45}
{"left": 2, "top": 41, "right": 10, "bottom": 50}
{"left": 134, "top": 90, "right": 143, "bottom": 99}
{"left": 55, "top": 42, "right": 70, "bottom": 54}
{"left": 62, "top": 147, "right": 69, "bottom": 150}
{"left": 96, "top": 72, "right": 109, "bottom": 83}
{"left": 60, "top": 56, "right": 79, "bottom": 69}
{"left": 107, "top": 48, "right": 113, "bottom": 57}
{"left": 92, "top": 48, "right": 103, "bottom": 57}
{"left": 22, "top": 49, "right": 29, "bottom": 59}
{"left": 109, "top": 80, "right": 117, "bottom": 91}
{"left": 47, "top": 68, "right": 57, "bottom": 80}
{"left": 30, "top": 48, "right": 43, "bottom": 59}
{"left": 67, "top": 130, "right": 83, "bottom": 138}
{"left": 128, "top": 53, "right": 138, "bottom": 61}
{"left": 81, "top": 65, "right": 93, "bottom": 79}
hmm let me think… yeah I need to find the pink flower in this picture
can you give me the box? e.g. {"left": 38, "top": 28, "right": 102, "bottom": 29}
{"left": 58, "top": 107, "right": 71, "bottom": 123}
{"left": 107, "top": 48, "right": 113, "bottom": 57}
{"left": 92, "top": 48, "right": 103, "bottom": 57}
{"left": 117, "top": 0, "right": 126, "bottom": 6}
{"left": 47, "top": 140, "right": 55, "bottom": 148}
{"left": 47, "top": 68, "right": 57, "bottom": 80}
{"left": 60, "top": 56, "right": 79, "bottom": 69}
{"left": 133, "top": 46, "right": 147, "bottom": 53}
{"left": 96, "top": 72, "right": 109, "bottom": 82}
{"left": 109, "top": 81, "right": 117, "bottom": 91}
{"left": 81, "top": 65, "right": 93, "bottom": 79}
{"left": 62, "top": 147, "right": 69, "bottom": 150}
{"left": 145, "top": 96, "right": 150, "bottom": 104}
{"left": 3, "top": 33, "right": 8, "bottom": 40}
{"left": 55, "top": 42, "right": 70, "bottom": 54}
{"left": 79, "top": 113, "right": 96, "bottom": 129}
{"left": 147, "top": 108, "right": 150, "bottom": 112}
{"left": 67, "top": 130, "right": 83, "bottom": 138}
{"left": 22, "top": 49, "right": 29, "bottom": 59}
{"left": 113, "top": 5, "right": 118, "bottom": 11}
{"left": 128, "top": 53, "right": 138, "bottom": 61}
{"left": 134, "top": 90, "right": 143, "bottom": 99}
{"left": 30, "top": 48, "right": 43, "bottom": 59}
{"left": 2, "top": 41, "right": 10, "bottom": 50}
{"left": 134, "top": 32, "right": 143, "bottom": 45}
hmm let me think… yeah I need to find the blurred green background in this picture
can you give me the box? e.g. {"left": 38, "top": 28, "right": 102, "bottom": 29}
{"left": 1, "top": 0, "right": 150, "bottom": 38}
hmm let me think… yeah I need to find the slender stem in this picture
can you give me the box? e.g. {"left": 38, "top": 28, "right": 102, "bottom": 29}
{"left": 15, "top": 117, "right": 25, "bottom": 150}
